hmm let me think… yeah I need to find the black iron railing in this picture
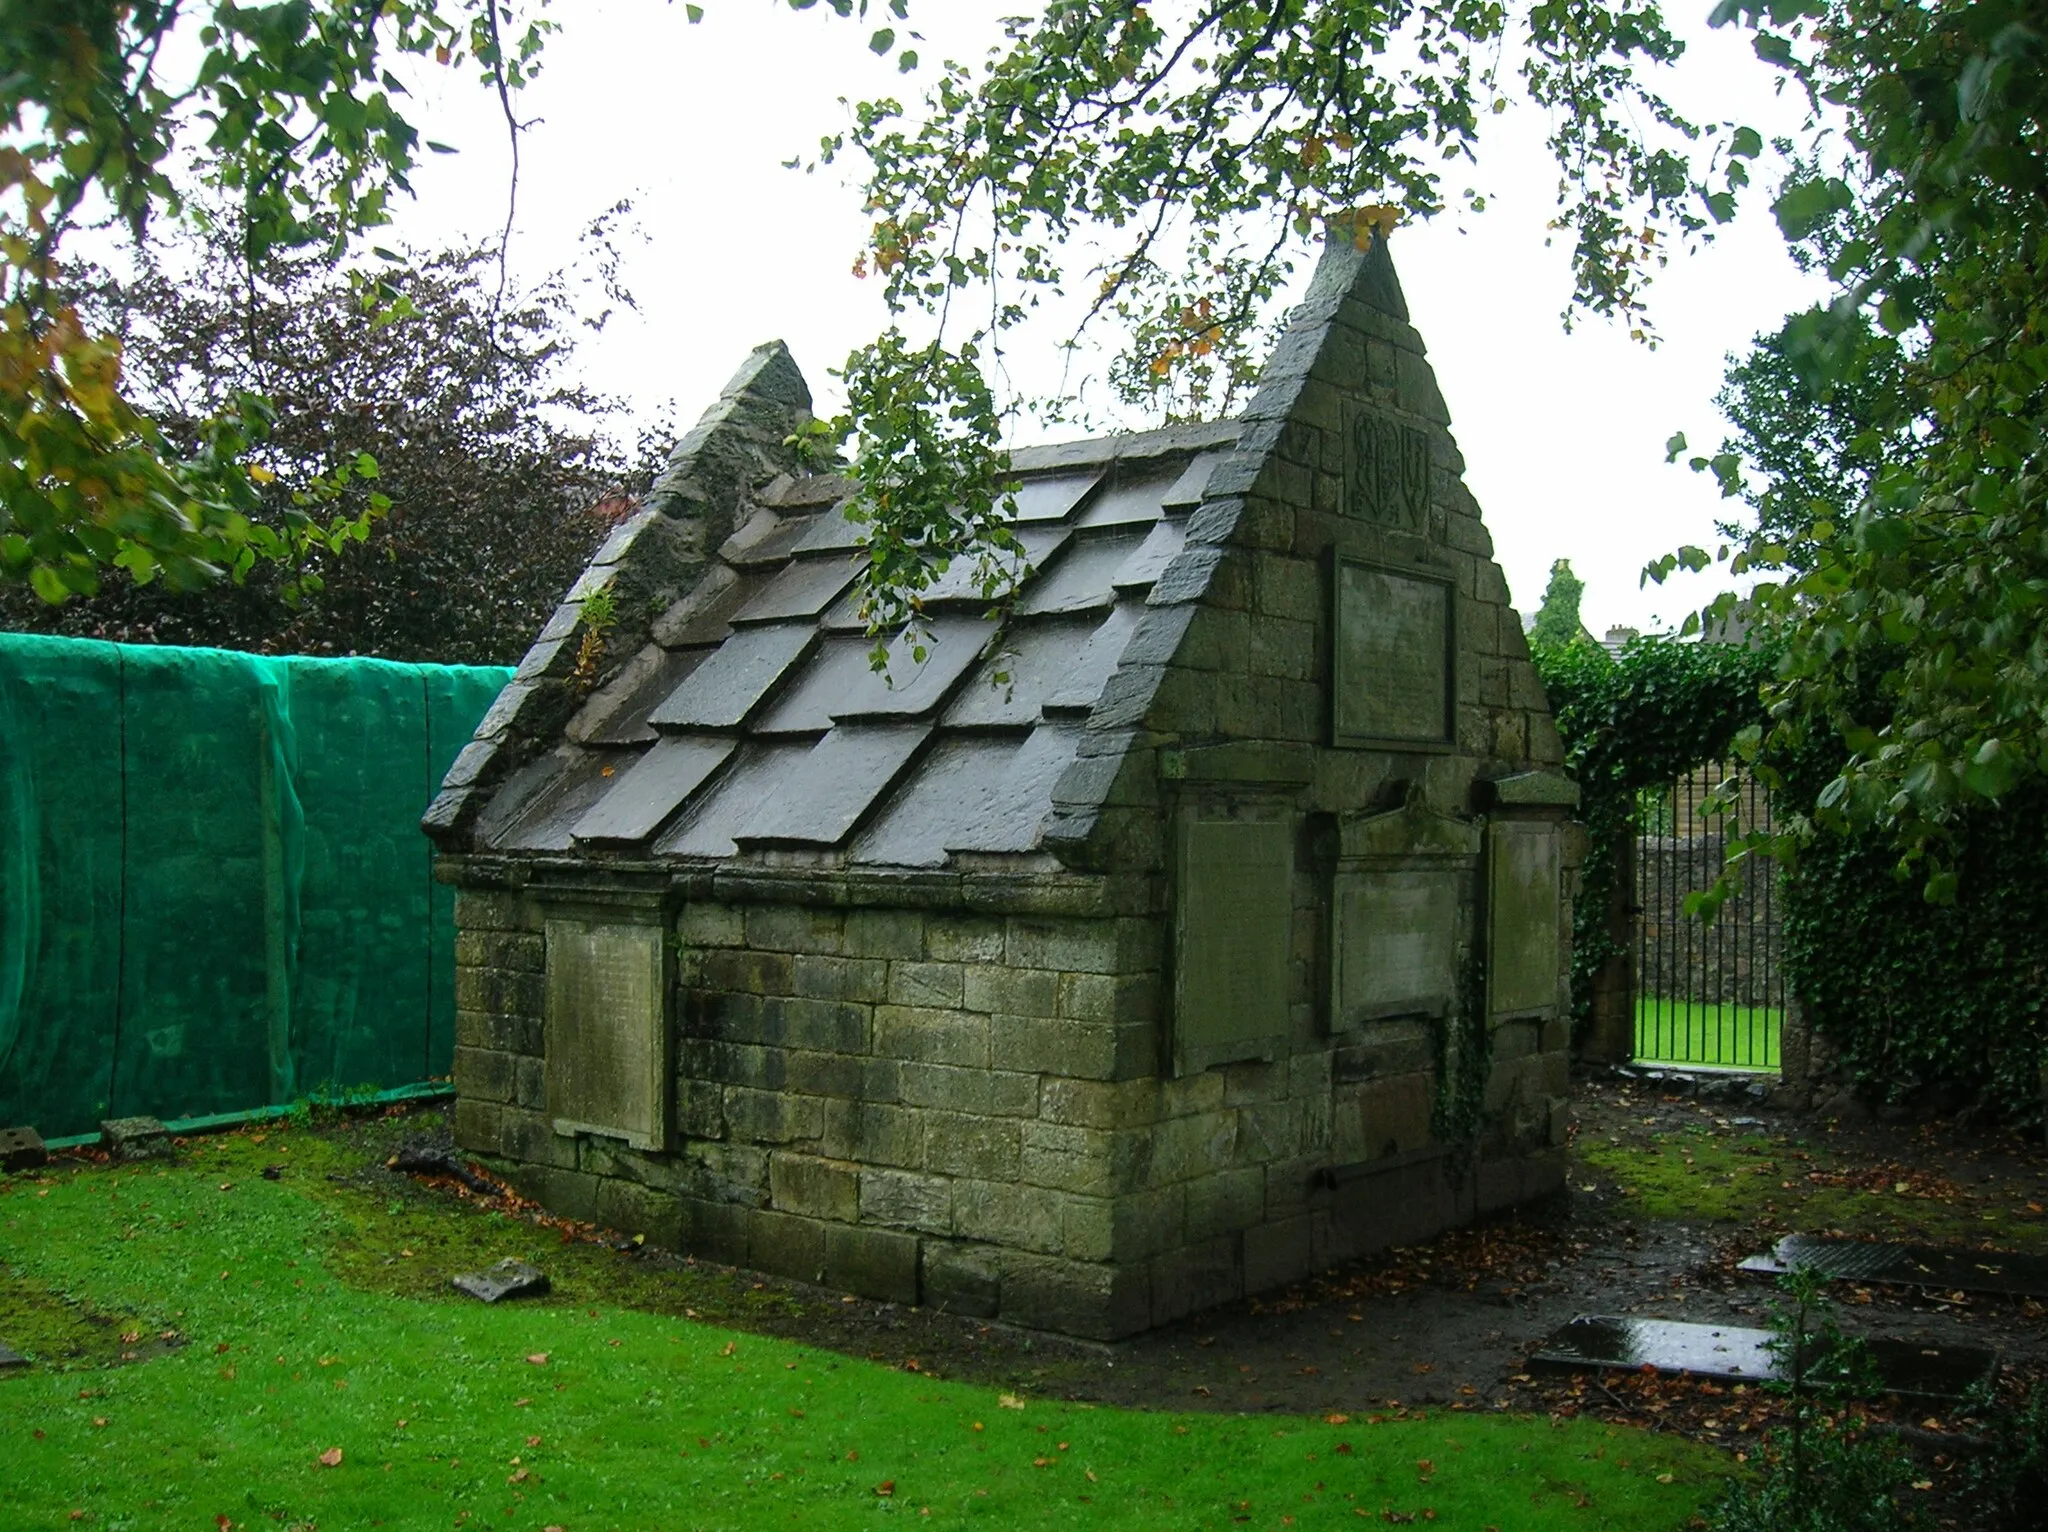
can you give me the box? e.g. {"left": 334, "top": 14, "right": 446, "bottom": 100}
{"left": 1633, "top": 761, "right": 1784, "bottom": 1072}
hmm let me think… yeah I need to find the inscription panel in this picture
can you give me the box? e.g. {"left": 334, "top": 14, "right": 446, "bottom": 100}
{"left": 1175, "top": 815, "right": 1293, "bottom": 1075}
{"left": 1486, "top": 822, "right": 1562, "bottom": 1017}
{"left": 1333, "top": 559, "right": 1454, "bottom": 747}
{"left": 545, "top": 918, "right": 670, "bottom": 1150}
{"left": 1333, "top": 868, "right": 1460, "bottom": 1026}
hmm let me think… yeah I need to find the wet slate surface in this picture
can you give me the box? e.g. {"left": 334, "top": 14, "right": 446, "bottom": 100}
{"left": 943, "top": 620, "right": 1102, "bottom": 728}
{"left": 945, "top": 724, "right": 1083, "bottom": 855}
{"left": 645, "top": 623, "right": 816, "bottom": 730}
{"left": 1008, "top": 468, "right": 1102, "bottom": 522}
{"left": 729, "top": 555, "right": 859, "bottom": 625}
{"left": 1042, "top": 603, "right": 1145, "bottom": 714}
{"left": 495, "top": 748, "right": 640, "bottom": 853}
{"left": 1076, "top": 467, "right": 1185, "bottom": 528}
{"left": 1740, "top": 1234, "right": 2048, "bottom": 1297}
{"left": 736, "top": 725, "right": 933, "bottom": 846}
{"left": 755, "top": 622, "right": 987, "bottom": 733}
{"left": 569, "top": 735, "right": 736, "bottom": 845}
{"left": 1112, "top": 520, "right": 1188, "bottom": 591}
{"left": 654, "top": 742, "right": 815, "bottom": 860}
{"left": 451, "top": 1258, "right": 551, "bottom": 1304}
{"left": 489, "top": 436, "right": 1220, "bottom": 865}
{"left": 917, "top": 527, "right": 1072, "bottom": 605}
{"left": 1016, "top": 530, "right": 1152, "bottom": 616}
{"left": 1531, "top": 1315, "right": 1996, "bottom": 1401}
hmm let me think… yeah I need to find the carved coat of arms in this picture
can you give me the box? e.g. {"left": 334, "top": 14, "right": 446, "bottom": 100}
{"left": 1347, "top": 411, "right": 1432, "bottom": 531}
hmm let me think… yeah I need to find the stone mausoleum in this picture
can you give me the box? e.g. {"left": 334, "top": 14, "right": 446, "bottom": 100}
{"left": 425, "top": 233, "right": 1580, "bottom": 1340}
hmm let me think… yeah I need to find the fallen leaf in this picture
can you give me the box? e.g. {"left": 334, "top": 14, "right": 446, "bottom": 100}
{"left": 1326, "top": 1413, "right": 1350, "bottom": 1426}
{"left": 1655, "top": 1473, "right": 1674, "bottom": 1484}
{"left": 998, "top": 1393, "right": 1025, "bottom": 1410}
{"left": 875, "top": 1481, "right": 895, "bottom": 1497}
{"left": 318, "top": 1447, "right": 343, "bottom": 1468}
{"left": 526, "top": 1353, "right": 549, "bottom": 1366}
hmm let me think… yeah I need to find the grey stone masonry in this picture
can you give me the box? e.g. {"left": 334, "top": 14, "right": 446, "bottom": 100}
{"left": 434, "top": 230, "right": 1579, "bottom": 1340}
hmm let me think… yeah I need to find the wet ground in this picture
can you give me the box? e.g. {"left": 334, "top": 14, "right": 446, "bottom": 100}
{"left": 13, "top": 1074, "right": 2047, "bottom": 1526}
{"left": 262, "top": 1072, "right": 2048, "bottom": 1437}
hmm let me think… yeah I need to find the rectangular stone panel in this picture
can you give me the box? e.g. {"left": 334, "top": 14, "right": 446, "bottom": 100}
{"left": 647, "top": 623, "right": 816, "bottom": 730}
{"left": 545, "top": 918, "right": 670, "bottom": 1150}
{"left": 1487, "top": 820, "right": 1560, "bottom": 1016}
{"left": 1333, "top": 867, "right": 1459, "bottom": 1025}
{"left": 569, "top": 734, "right": 736, "bottom": 845}
{"left": 1332, "top": 558, "right": 1454, "bottom": 747}
{"left": 1174, "top": 815, "right": 1293, "bottom": 1075}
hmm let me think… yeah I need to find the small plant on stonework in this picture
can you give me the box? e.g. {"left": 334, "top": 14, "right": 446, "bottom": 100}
{"left": 1709, "top": 1264, "right": 1918, "bottom": 1532}
{"left": 572, "top": 580, "right": 620, "bottom": 692}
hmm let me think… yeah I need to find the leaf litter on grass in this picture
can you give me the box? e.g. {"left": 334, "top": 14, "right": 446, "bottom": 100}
{"left": 1, "top": 1111, "right": 1729, "bottom": 1528}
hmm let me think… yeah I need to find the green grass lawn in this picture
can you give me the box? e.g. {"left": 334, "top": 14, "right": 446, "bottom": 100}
{"left": 1634, "top": 997, "right": 1781, "bottom": 1072}
{"left": 0, "top": 1118, "right": 1731, "bottom": 1530}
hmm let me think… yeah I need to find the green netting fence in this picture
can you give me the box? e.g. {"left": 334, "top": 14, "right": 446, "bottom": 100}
{"left": 0, "top": 633, "right": 510, "bottom": 1140}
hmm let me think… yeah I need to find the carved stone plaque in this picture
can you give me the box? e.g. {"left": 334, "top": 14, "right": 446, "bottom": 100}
{"left": 1347, "top": 406, "right": 1432, "bottom": 531}
{"left": 1175, "top": 815, "right": 1293, "bottom": 1075}
{"left": 1486, "top": 822, "right": 1561, "bottom": 1017}
{"left": 1334, "top": 868, "right": 1460, "bottom": 1025}
{"left": 1332, "top": 559, "right": 1454, "bottom": 747}
{"left": 545, "top": 918, "right": 671, "bottom": 1149}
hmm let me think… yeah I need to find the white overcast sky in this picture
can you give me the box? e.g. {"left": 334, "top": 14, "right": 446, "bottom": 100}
{"left": 372, "top": 0, "right": 1824, "bottom": 636}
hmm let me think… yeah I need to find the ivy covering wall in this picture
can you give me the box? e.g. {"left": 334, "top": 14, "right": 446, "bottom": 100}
{"left": 1534, "top": 635, "right": 2048, "bottom": 1122}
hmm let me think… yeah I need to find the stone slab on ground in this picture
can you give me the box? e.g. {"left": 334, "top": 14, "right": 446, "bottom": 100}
{"left": 1530, "top": 1315, "right": 1995, "bottom": 1401}
{"left": 1739, "top": 1234, "right": 2048, "bottom": 1298}
{"left": 1, "top": 1127, "right": 47, "bottom": 1173}
{"left": 100, "top": 1118, "right": 170, "bottom": 1162}
{"left": 451, "top": 1259, "right": 550, "bottom": 1304}
{"left": 0, "top": 1341, "right": 26, "bottom": 1368}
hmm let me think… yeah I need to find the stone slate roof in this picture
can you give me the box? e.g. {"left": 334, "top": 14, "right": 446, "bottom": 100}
{"left": 448, "top": 395, "right": 1240, "bottom": 869}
